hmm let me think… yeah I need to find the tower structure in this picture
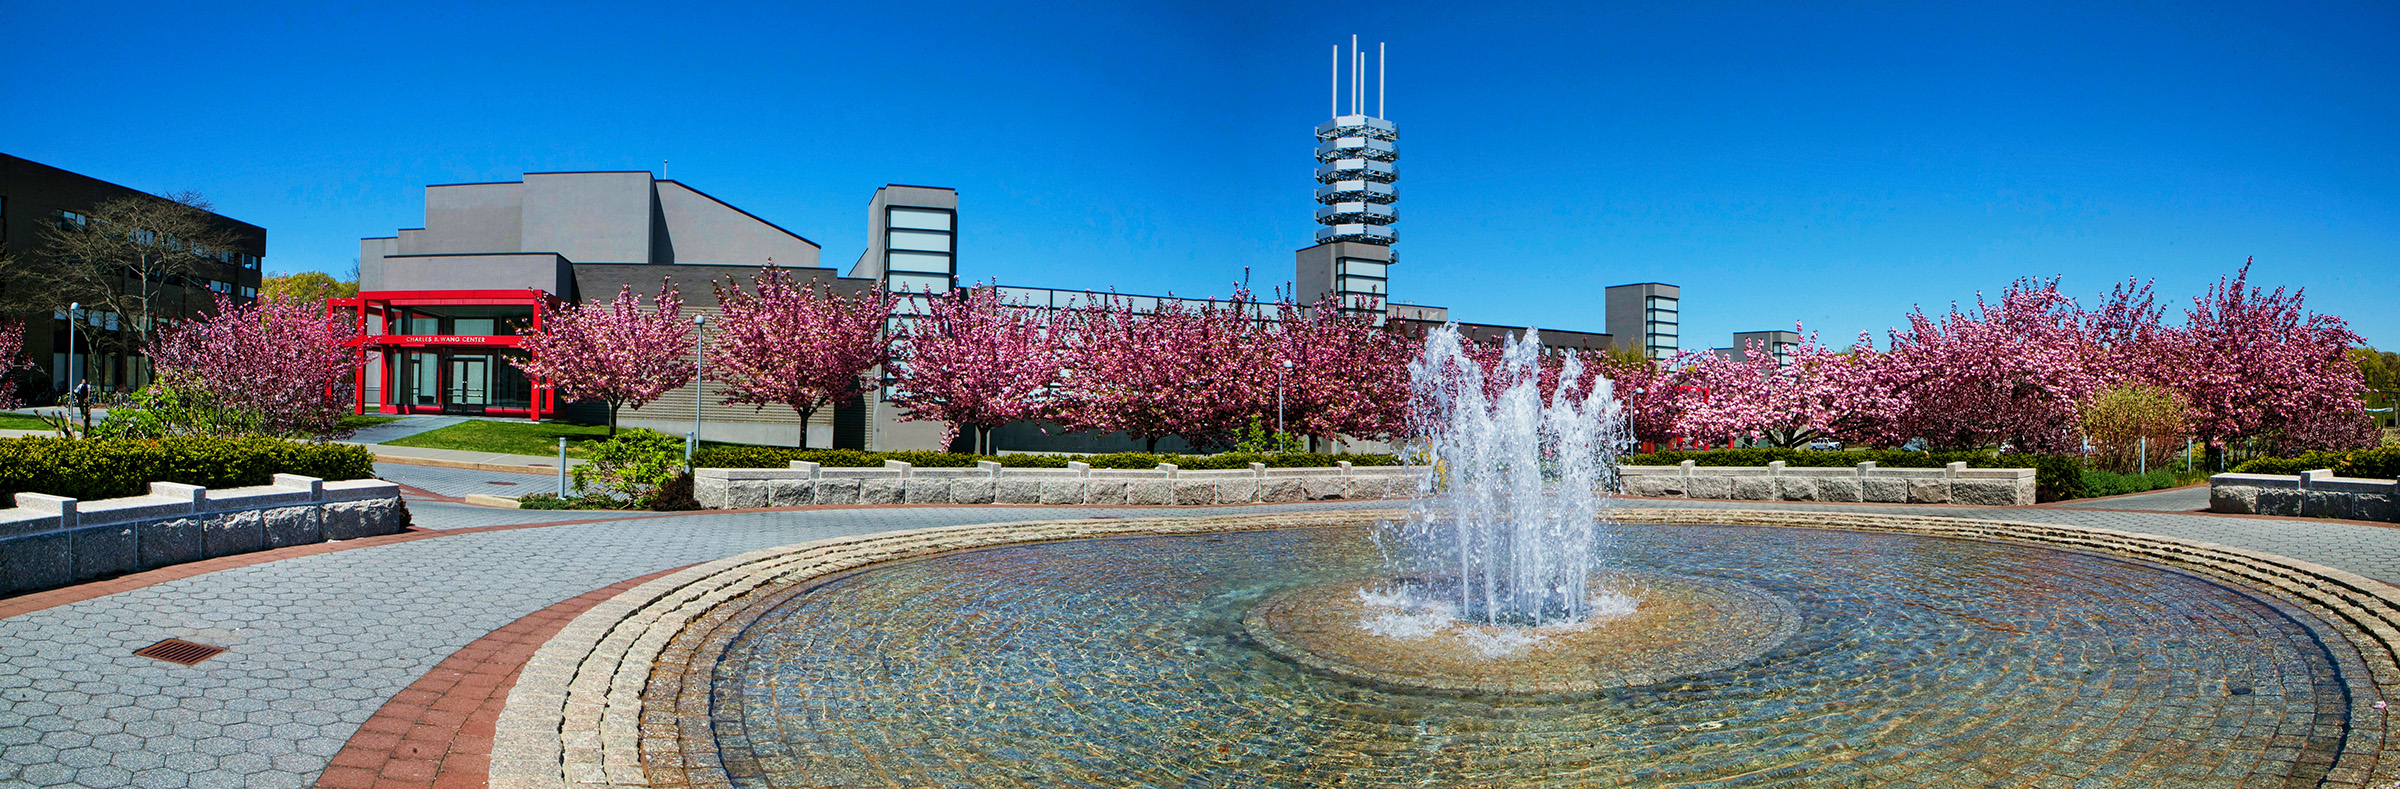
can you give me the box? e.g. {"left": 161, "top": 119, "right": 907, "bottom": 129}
{"left": 1297, "top": 36, "right": 1396, "bottom": 313}
{"left": 1313, "top": 36, "right": 1396, "bottom": 245}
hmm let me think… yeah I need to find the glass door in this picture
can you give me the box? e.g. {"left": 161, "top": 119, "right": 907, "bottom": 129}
{"left": 446, "top": 355, "right": 489, "bottom": 414}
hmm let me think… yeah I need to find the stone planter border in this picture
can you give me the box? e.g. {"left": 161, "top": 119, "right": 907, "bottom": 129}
{"left": 693, "top": 460, "right": 1421, "bottom": 509}
{"left": 2211, "top": 470, "right": 2400, "bottom": 523}
{"left": 0, "top": 475, "right": 407, "bottom": 595}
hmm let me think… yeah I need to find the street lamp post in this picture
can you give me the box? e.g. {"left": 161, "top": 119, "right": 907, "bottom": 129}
{"left": 1277, "top": 359, "right": 1293, "bottom": 453}
{"left": 64, "top": 302, "right": 78, "bottom": 402}
{"left": 64, "top": 302, "right": 81, "bottom": 429}
{"left": 690, "top": 314, "right": 707, "bottom": 462}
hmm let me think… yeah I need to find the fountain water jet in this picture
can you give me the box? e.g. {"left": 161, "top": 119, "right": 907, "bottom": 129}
{"left": 1379, "top": 324, "right": 1631, "bottom": 627}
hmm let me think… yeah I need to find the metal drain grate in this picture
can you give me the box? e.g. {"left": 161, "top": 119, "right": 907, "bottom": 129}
{"left": 133, "top": 639, "right": 227, "bottom": 666}
{"left": 486, "top": 481, "right": 519, "bottom": 486}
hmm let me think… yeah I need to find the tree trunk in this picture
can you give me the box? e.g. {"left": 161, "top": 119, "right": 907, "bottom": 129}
{"left": 1145, "top": 435, "right": 1159, "bottom": 454}
{"left": 795, "top": 405, "right": 817, "bottom": 449}
{"left": 606, "top": 400, "right": 621, "bottom": 437}
{"left": 978, "top": 425, "right": 994, "bottom": 456}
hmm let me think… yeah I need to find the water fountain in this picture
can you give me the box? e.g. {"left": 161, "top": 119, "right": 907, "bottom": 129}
{"left": 1388, "top": 324, "right": 1623, "bottom": 627}
{"left": 664, "top": 323, "right": 2378, "bottom": 786}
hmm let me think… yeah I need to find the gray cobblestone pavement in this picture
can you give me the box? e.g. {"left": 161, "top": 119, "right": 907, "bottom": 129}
{"left": 373, "top": 462, "right": 561, "bottom": 500}
{"left": 2046, "top": 484, "right": 2211, "bottom": 511}
{"left": 2, "top": 494, "right": 2395, "bottom": 788}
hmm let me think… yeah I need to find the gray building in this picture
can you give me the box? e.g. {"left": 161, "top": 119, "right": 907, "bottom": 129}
{"left": 1606, "top": 283, "right": 1680, "bottom": 359}
{"left": 0, "top": 153, "right": 266, "bottom": 399}
{"left": 1713, "top": 329, "right": 1801, "bottom": 364}
{"left": 357, "top": 172, "right": 908, "bottom": 448}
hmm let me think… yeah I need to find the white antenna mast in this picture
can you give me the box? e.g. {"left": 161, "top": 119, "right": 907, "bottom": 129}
{"left": 1378, "top": 42, "right": 1386, "bottom": 119}
{"left": 1351, "top": 34, "right": 1361, "bottom": 116}
{"left": 1330, "top": 45, "right": 1340, "bottom": 119}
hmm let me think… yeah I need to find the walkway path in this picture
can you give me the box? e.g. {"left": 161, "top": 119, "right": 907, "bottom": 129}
{"left": 0, "top": 483, "right": 2394, "bottom": 787}
{"left": 338, "top": 416, "right": 470, "bottom": 446}
{"left": 2047, "top": 484, "right": 2211, "bottom": 512}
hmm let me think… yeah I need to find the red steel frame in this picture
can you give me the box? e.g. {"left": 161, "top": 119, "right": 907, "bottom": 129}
{"left": 326, "top": 290, "right": 557, "bottom": 421}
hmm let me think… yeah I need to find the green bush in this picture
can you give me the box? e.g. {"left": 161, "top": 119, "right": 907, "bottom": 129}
{"left": 689, "top": 446, "right": 1400, "bottom": 471}
{"left": 0, "top": 436, "right": 375, "bottom": 502}
{"left": 2079, "top": 468, "right": 2180, "bottom": 498}
{"left": 2234, "top": 447, "right": 2400, "bottom": 479}
{"left": 570, "top": 429, "right": 687, "bottom": 504}
{"left": 1620, "top": 447, "right": 2088, "bottom": 502}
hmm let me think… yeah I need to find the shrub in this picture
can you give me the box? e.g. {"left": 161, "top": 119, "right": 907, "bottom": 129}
{"left": 518, "top": 493, "right": 572, "bottom": 510}
{"left": 643, "top": 471, "right": 700, "bottom": 511}
{"left": 2076, "top": 385, "right": 2192, "bottom": 474}
{"left": 689, "top": 446, "right": 1399, "bottom": 471}
{"left": 2080, "top": 468, "right": 2179, "bottom": 498}
{"left": 570, "top": 429, "right": 686, "bottom": 504}
{"left": 2234, "top": 447, "right": 2400, "bottom": 479}
{"left": 0, "top": 436, "right": 375, "bottom": 501}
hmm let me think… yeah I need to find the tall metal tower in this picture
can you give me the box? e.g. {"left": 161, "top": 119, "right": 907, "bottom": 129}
{"left": 1314, "top": 36, "right": 1396, "bottom": 245}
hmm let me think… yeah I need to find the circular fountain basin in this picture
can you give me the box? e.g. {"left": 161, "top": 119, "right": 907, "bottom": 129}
{"left": 1244, "top": 571, "right": 1799, "bottom": 694}
{"left": 678, "top": 522, "right": 2374, "bottom": 787}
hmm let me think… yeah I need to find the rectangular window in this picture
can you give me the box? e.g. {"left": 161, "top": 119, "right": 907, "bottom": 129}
{"left": 1340, "top": 278, "right": 1388, "bottom": 297}
{"left": 887, "top": 207, "right": 953, "bottom": 231}
{"left": 1337, "top": 259, "right": 1389, "bottom": 279}
{"left": 885, "top": 251, "right": 952, "bottom": 273}
{"left": 887, "top": 229, "right": 951, "bottom": 252}
{"left": 886, "top": 272, "right": 952, "bottom": 294}
{"left": 453, "top": 318, "right": 497, "bottom": 336}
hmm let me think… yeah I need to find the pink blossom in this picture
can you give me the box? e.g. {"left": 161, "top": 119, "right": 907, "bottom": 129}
{"left": 705, "top": 268, "right": 892, "bottom": 449}
{"left": 509, "top": 282, "right": 693, "bottom": 436}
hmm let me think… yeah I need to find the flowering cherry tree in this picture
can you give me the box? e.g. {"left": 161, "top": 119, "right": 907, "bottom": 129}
{"left": 1055, "top": 294, "right": 1273, "bottom": 452}
{"left": 147, "top": 295, "right": 361, "bottom": 438}
{"left": 2159, "top": 260, "right": 2368, "bottom": 460}
{"left": 510, "top": 283, "right": 692, "bottom": 437}
{"left": 1273, "top": 299, "right": 1415, "bottom": 444}
{"left": 0, "top": 320, "right": 32, "bottom": 409}
{"left": 1673, "top": 329, "right": 1888, "bottom": 448}
{"left": 706, "top": 267, "right": 892, "bottom": 449}
{"left": 889, "top": 286, "right": 1063, "bottom": 454}
{"left": 1869, "top": 278, "right": 2108, "bottom": 452}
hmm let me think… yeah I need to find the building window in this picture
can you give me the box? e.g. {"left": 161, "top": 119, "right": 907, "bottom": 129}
{"left": 887, "top": 272, "right": 952, "bottom": 294}
{"left": 1335, "top": 256, "right": 1387, "bottom": 311}
{"left": 883, "top": 207, "right": 955, "bottom": 296}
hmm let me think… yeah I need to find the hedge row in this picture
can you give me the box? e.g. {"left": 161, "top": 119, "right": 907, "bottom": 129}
{"left": 691, "top": 447, "right": 1402, "bottom": 472}
{"left": 2232, "top": 447, "right": 2400, "bottom": 480}
{"left": 0, "top": 437, "right": 376, "bottom": 502}
{"left": 1621, "top": 447, "right": 2088, "bottom": 502}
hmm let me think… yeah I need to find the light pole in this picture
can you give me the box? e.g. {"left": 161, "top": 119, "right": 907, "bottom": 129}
{"left": 64, "top": 302, "right": 81, "bottom": 426}
{"left": 1277, "top": 359, "right": 1293, "bottom": 453}
{"left": 689, "top": 314, "right": 707, "bottom": 462}
{"left": 63, "top": 302, "right": 79, "bottom": 400}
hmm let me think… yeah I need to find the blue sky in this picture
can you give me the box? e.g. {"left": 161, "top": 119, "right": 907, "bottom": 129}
{"left": 6, "top": 1, "right": 2395, "bottom": 349}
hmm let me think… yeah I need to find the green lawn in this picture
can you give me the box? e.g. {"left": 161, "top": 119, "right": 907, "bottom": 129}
{"left": 383, "top": 418, "right": 618, "bottom": 458}
{"left": 382, "top": 418, "right": 756, "bottom": 459}
{"left": 339, "top": 414, "right": 405, "bottom": 430}
{"left": 0, "top": 413, "right": 60, "bottom": 431}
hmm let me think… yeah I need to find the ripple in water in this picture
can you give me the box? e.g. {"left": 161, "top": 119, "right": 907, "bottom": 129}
{"left": 704, "top": 524, "right": 2368, "bottom": 787}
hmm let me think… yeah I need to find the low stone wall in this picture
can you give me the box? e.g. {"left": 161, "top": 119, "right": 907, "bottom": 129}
{"left": 0, "top": 475, "right": 408, "bottom": 595}
{"left": 2210, "top": 470, "right": 2399, "bottom": 522}
{"left": 1618, "top": 461, "right": 2037, "bottom": 506}
{"left": 693, "top": 460, "right": 1423, "bottom": 509}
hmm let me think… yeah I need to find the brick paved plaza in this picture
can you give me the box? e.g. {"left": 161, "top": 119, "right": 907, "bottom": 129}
{"left": 1, "top": 463, "right": 2395, "bottom": 788}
